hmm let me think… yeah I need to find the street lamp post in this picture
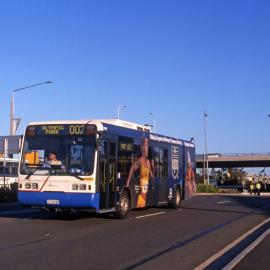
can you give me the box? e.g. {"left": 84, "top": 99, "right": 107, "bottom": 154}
{"left": 117, "top": 105, "right": 126, "bottom": 120}
{"left": 149, "top": 112, "right": 156, "bottom": 133}
{"left": 204, "top": 111, "right": 209, "bottom": 185}
{"left": 10, "top": 81, "right": 52, "bottom": 135}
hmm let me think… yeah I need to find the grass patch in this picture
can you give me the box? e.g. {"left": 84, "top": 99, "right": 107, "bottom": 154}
{"left": 196, "top": 184, "right": 220, "bottom": 193}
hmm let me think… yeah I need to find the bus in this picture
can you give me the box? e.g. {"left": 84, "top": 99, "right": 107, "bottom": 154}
{"left": 0, "top": 157, "right": 19, "bottom": 187}
{"left": 18, "top": 119, "right": 196, "bottom": 218}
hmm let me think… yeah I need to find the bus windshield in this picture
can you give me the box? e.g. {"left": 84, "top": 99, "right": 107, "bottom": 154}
{"left": 20, "top": 135, "right": 96, "bottom": 177}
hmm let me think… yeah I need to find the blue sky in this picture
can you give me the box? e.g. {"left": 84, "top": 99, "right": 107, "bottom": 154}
{"left": 1, "top": 0, "right": 270, "bottom": 154}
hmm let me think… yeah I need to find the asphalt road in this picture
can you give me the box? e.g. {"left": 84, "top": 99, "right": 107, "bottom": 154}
{"left": 0, "top": 195, "right": 270, "bottom": 270}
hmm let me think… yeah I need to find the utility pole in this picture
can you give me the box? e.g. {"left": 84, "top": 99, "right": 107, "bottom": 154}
{"left": 10, "top": 81, "right": 52, "bottom": 135}
{"left": 204, "top": 111, "right": 209, "bottom": 185}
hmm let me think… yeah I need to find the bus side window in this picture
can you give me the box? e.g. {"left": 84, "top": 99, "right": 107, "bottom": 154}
{"left": 117, "top": 137, "right": 134, "bottom": 178}
{"left": 153, "top": 147, "right": 168, "bottom": 178}
{"left": 100, "top": 141, "right": 105, "bottom": 157}
{"left": 164, "top": 149, "right": 168, "bottom": 177}
{"left": 153, "top": 147, "right": 159, "bottom": 178}
{"left": 148, "top": 146, "right": 154, "bottom": 177}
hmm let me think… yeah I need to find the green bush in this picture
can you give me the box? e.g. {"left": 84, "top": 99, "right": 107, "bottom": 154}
{"left": 196, "top": 184, "right": 220, "bottom": 193}
{"left": 0, "top": 183, "right": 18, "bottom": 203}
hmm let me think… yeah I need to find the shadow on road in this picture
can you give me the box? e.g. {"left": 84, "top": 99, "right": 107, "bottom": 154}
{"left": 181, "top": 195, "right": 270, "bottom": 216}
{"left": 0, "top": 205, "right": 108, "bottom": 221}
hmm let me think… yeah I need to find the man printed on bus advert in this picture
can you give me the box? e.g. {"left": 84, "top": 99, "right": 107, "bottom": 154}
{"left": 126, "top": 138, "right": 153, "bottom": 208}
{"left": 185, "top": 152, "right": 196, "bottom": 198}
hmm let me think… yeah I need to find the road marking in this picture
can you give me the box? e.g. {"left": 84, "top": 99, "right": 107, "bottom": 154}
{"left": 222, "top": 228, "right": 270, "bottom": 270}
{"left": 135, "top": 212, "right": 166, "bottom": 219}
{"left": 217, "top": 200, "right": 231, "bottom": 204}
{"left": 194, "top": 217, "right": 270, "bottom": 270}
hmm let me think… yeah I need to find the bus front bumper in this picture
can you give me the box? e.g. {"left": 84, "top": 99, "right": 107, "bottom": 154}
{"left": 18, "top": 191, "right": 100, "bottom": 210}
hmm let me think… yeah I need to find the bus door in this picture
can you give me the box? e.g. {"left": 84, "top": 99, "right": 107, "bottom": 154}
{"left": 99, "top": 140, "right": 117, "bottom": 209}
{"left": 152, "top": 146, "right": 168, "bottom": 205}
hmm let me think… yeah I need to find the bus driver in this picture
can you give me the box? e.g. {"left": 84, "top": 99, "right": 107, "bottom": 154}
{"left": 44, "top": 152, "right": 65, "bottom": 172}
{"left": 48, "top": 152, "right": 58, "bottom": 162}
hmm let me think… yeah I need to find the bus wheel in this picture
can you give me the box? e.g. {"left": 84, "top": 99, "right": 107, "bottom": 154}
{"left": 114, "top": 190, "right": 130, "bottom": 219}
{"left": 169, "top": 187, "right": 181, "bottom": 209}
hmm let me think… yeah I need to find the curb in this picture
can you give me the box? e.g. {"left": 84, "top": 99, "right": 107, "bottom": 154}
{"left": 196, "top": 193, "right": 270, "bottom": 197}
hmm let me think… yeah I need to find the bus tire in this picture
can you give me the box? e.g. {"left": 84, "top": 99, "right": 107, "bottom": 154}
{"left": 169, "top": 187, "right": 181, "bottom": 209}
{"left": 114, "top": 190, "right": 130, "bottom": 219}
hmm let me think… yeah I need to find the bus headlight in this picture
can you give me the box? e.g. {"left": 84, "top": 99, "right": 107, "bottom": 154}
{"left": 72, "top": 184, "right": 78, "bottom": 190}
{"left": 79, "top": 184, "right": 86, "bottom": 190}
{"left": 32, "top": 183, "right": 39, "bottom": 189}
{"left": 25, "top": 183, "right": 31, "bottom": 189}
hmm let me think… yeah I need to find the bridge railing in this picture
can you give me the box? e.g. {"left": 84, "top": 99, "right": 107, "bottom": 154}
{"left": 215, "top": 152, "right": 270, "bottom": 157}
{"left": 196, "top": 153, "right": 270, "bottom": 160}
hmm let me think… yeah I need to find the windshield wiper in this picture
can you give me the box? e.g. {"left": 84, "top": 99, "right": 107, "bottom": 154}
{"left": 67, "top": 173, "right": 84, "bottom": 181}
{"left": 25, "top": 164, "right": 47, "bottom": 179}
{"left": 24, "top": 164, "right": 86, "bottom": 181}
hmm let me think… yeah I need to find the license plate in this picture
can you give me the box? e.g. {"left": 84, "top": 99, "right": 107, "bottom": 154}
{"left": 47, "top": 199, "right": 60, "bottom": 205}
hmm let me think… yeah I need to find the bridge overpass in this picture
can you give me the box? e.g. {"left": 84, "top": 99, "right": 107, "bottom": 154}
{"left": 1, "top": 135, "right": 270, "bottom": 169}
{"left": 196, "top": 153, "right": 270, "bottom": 168}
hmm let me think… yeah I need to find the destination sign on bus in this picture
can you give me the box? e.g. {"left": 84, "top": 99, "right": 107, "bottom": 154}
{"left": 27, "top": 124, "right": 96, "bottom": 136}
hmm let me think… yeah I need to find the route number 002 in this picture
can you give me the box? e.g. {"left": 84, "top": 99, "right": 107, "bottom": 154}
{"left": 69, "top": 125, "right": 85, "bottom": 135}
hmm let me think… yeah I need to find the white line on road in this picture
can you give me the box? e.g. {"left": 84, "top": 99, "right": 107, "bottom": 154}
{"left": 217, "top": 201, "right": 231, "bottom": 204}
{"left": 194, "top": 217, "right": 270, "bottom": 270}
{"left": 135, "top": 212, "right": 166, "bottom": 219}
{"left": 222, "top": 228, "right": 270, "bottom": 270}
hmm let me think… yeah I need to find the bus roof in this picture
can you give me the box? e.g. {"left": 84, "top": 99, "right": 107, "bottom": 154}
{"left": 27, "top": 119, "right": 151, "bottom": 132}
{"left": 26, "top": 119, "right": 194, "bottom": 147}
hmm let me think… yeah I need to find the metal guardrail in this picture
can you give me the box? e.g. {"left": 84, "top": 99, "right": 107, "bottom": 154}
{"left": 216, "top": 185, "right": 243, "bottom": 190}
{"left": 196, "top": 153, "right": 270, "bottom": 168}
{"left": 0, "top": 184, "right": 14, "bottom": 188}
{"left": 198, "top": 153, "right": 270, "bottom": 158}
{"left": 216, "top": 153, "right": 270, "bottom": 157}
